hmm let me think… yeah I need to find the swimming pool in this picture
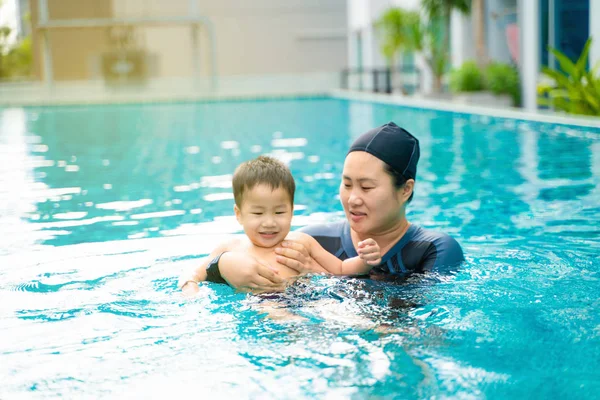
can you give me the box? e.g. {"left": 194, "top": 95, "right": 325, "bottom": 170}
{"left": 1, "top": 98, "right": 599, "bottom": 398}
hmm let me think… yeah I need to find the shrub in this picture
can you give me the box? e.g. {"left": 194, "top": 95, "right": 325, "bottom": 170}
{"left": 449, "top": 61, "right": 484, "bottom": 92}
{"left": 538, "top": 37, "right": 600, "bottom": 116}
{"left": 485, "top": 62, "right": 521, "bottom": 106}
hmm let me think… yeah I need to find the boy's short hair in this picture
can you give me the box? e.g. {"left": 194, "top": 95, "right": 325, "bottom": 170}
{"left": 232, "top": 155, "right": 295, "bottom": 208}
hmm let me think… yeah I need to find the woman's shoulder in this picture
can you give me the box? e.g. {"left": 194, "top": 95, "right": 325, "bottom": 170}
{"left": 407, "top": 225, "right": 464, "bottom": 261}
{"left": 296, "top": 220, "right": 347, "bottom": 238}
{"left": 409, "top": 225, "right": 457, "bottom": 243}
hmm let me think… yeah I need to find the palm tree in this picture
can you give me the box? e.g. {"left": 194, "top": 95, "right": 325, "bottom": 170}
{"left": 374, "top": 8, "right": 412, "bottom": 94}
{"left": 403, "top": 11, "right": 448, "bottom": 93}
{"left": 420, "top": 0, "right": 471, "bottom": 92}
{"left": 421, "top": 0, "right": 471, "bottom": 50}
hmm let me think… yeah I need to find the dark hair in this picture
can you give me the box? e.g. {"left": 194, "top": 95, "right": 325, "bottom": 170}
{"left": 232, "top": 155, "right": 295, "bottom": 208}
{"left": 383, "top": 163, "right": 414, "bottom": 204}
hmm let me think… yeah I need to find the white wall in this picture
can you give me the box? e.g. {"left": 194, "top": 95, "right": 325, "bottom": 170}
{"left": 111, "top": 0, "right": 348, "bottom": 77}
{"left": 347, "top": 0, "right": 420, "bottom": 70}
{"left": 591, "top": 0, "right": 600, "bottom": 68}
{"left": 485, "top": 0, "right": 517, "bottom": 65}
{"left": 518, "top": 0, "right": 540, "bottom": 111}
{"left": 450, "top": 10, "right": 474, "bottom": 68}
{"left": 0, "top": 0, "right": 19, "bottom": 47}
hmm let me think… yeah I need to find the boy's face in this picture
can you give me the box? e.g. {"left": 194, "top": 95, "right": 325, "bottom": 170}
{"left": 234, "top": 183, "right": 293, "bottom": 248}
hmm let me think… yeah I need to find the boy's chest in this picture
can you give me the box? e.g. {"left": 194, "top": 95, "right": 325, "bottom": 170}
{"left": 245, "top": 246, "right": 298, "bottom": 279}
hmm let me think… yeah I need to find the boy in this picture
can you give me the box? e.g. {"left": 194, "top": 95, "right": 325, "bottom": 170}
{"left": 179, "top": 155, "right": 381, "bottom": 295}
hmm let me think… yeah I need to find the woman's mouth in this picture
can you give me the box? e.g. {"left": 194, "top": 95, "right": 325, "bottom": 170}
{"left": 349, "top": 211, "right": 366, "bottom": 222}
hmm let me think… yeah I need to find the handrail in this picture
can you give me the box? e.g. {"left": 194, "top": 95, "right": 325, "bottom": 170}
{"left": 340, "top": 66, "right": 420, "bottom": 94}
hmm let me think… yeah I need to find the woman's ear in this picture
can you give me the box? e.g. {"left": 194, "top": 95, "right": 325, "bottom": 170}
{"left": 402, "top": 179, "right": 415, "bottom": 202}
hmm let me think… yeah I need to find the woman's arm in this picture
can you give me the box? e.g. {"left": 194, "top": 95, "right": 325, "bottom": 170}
{"left": 218, "top": 252, "right": 287, "bottom": 293}
{"left": 180, "top": 241, "right": 288, "bottom": 295}
{"left": 274, "top": 237, "right": 329, "bottom": 275}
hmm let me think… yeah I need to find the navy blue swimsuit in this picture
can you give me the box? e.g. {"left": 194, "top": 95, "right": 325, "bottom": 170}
{"left": 299, "top": 221, "right": 464, "bottom": 276}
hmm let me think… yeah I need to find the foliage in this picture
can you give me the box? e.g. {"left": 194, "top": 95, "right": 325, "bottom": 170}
{"left": 420, "top": 0, "right": 470, "bottom": 52}
{"left": 419, "top": 0, "right": 471, "bottom": 92}
{"left": 399, "top": 9, "right": 448, "bottom": 91}
{"left": 420, "top": 0, "right": 470, "bottom": 20}
{"left": 0, "top": 29, "right": 32, "bottom": 78}
{"left": 538, "top": 38, "right": 600, "bottom": 116}
{"left": 374, "top": 8, "right": 413, "bottom": 64}
{"left": 485, "top": 62, "right": 521, "bottom": 106}
{"left": 449, "top": 61, "right": 485, "bottom": 92}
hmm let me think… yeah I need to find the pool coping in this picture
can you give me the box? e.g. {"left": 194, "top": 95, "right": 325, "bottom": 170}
{"left": 0, "top": 91, "right": 332, "bottom": 108}
{"left": 330, "top": 89, "right": 600, "bottom": 129}
{"left": 2, "top": 86, "right": 598, "bottom": 129}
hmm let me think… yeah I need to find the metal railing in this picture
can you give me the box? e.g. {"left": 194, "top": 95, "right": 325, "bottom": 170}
{"left": 340, "top": 66, "right": 421, "bottom": 94}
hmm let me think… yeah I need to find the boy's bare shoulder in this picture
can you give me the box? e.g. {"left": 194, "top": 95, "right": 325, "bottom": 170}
{"left": 214, "top": 235, "right": 246, "bottom": 253}
{"left": 284, "top": 231, "right": 313, "bottom": 244}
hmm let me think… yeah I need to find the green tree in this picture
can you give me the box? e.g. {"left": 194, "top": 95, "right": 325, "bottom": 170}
{"left": 0, "top": 26, "right": 11, "bottom": 77}
{"left": 0, "top": 26, "right": 33, "bottom": 79}
{"left": 420, "top": 0, "right": 471, "bottom": 92}
{"left": 402, "top": 10, "right": 449, "bottom": 92}
{"left": 374, "top": 7, "right": 413, "bottom": 93}
{"left": 421, "top": 0, "right": 470, "bottom": 49}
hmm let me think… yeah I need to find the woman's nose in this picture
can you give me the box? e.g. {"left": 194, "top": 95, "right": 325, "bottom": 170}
{"left": 348, "top": 190, "right": 363, "bottom": 206}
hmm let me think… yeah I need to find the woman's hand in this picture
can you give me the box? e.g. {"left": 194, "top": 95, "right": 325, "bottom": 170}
{"left": 219, "top": 252, "right": 287, "bottom": 293}
{"left": 274, "top": 240, "right": 327, "bottom": 275}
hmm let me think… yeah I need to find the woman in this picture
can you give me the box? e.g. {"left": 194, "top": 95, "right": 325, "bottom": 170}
{"left": 193, "top": 122, "right": 464, "bottom": 293}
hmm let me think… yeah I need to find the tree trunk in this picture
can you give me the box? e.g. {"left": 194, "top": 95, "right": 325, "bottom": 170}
{"left": 424, "top": 55, "right": 442, "bottom": 94}
{"left": 391, "top": 55, "right": 405, "bottom": 95}
{"left": 433, "top": 74, "right": 443, "bottom": 93}
{"left": 443, "top": 4, "right": 451, "bottom": 53}
{"left": 472, "top": 0, "right": 488, "bottom": 66}
{"left": 437, "top": 4, "right": 451, "bottom": 94}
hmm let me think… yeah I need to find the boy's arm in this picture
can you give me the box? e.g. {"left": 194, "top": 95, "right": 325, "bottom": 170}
{"left": 178, "top": 241, "right": 232, "bottom": 295}
{"left": 340, "top": 238, "right": 382, "bottom": 275}
{"left": 295, "top": 234, "right": 381, "bottom": 276}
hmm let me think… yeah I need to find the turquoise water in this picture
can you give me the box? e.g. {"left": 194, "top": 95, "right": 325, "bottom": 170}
{"left": 1, "top": 98, "right": 599, "bottom": 398}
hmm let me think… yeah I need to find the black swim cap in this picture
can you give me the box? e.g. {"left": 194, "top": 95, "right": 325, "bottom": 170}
{"left": 348, "top": 122, "right": 420, "bottom": 180}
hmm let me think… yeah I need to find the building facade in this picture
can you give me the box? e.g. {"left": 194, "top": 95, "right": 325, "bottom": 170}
{"left": 28, "top": 0, "right": 348, "bottom": 83}
{"left": 347, "top": 0, "right": 598, "bottom": 111}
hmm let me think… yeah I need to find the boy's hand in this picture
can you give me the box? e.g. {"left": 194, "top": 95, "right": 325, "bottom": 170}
{"left": 357, "top": 238, "right": 382, "bottom": 266}
{"left": 181, "top": 281, "right": 200, "bottom": 297}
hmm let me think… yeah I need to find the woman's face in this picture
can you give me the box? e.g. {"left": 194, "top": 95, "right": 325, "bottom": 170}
{"left": 340, "top": 151, "right": 411, "bottom": 235}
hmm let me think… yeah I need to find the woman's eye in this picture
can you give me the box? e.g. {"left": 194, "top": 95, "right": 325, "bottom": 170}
{"left": 343, "top": 184, "right": 351, "bottom": 188}
{"left": 362, "top": 187, "right": 374, "bottom": 191}
{"left": 251, "top": 212, "right": 263, "bottom": 215}
{"left": 275, "top": 211, "right": 286, "bottom": 215}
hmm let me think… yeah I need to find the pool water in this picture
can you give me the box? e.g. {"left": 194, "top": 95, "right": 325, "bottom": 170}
{"left": 1, "top": 98, "right": 599, "bottom": 398}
